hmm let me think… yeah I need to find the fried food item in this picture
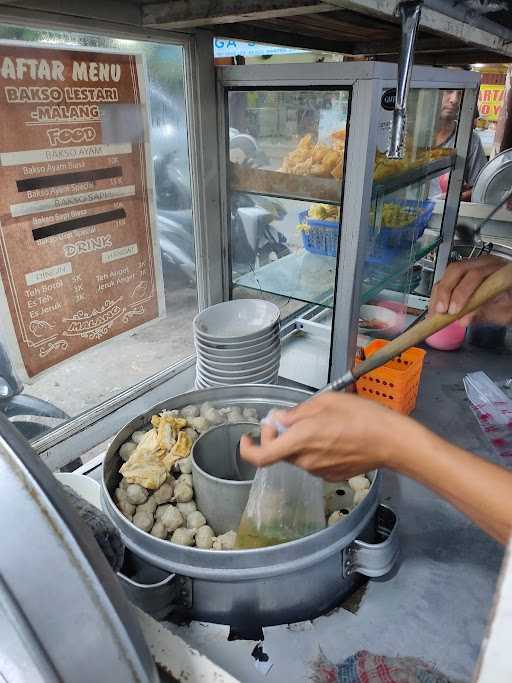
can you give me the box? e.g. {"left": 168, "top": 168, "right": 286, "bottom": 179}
{"left": 331, "top": 129, "right": 346, "bottom": 143}
{"left": 296, "top": 203, "right": 341, "bottom": 235}
{"left": 280, "top": 130, "right": 345, "bottom": 177}
{"left": 297, "top": 133, "right": 313, "bottom": 148}
{"left": 171, "top": 431, "right": 193, "bottom": 458}
{"left": 308, "top": 204, "right": 339, "bottom": 221}
{"left": 120, "top": 408, "right": 193, "bottom": 489}
{"left": 312, "top": 143, "right": 330, "bottom": 163}
{"left": 281, "top": 128, "right": 451, "bottom": 182}
{"left": 290, "top": 158, "right": 313, "bottom": 176}
{"left": 331, "top": 159, "right": 343, "bottom": 180}
{"left": 381, "top": 202, "right": 418, "bottom": 228}
{"left": 280, "top": 134, "right": 314, "bottom": 172}
{"left": 120, "top": 430, "right": 169, "bottom": 489}
{"left": 323, "top": 149, "right": 341, "bottom": 171}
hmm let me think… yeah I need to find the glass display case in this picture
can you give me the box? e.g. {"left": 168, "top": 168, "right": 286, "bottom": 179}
{"left": 218, "top": 62, "right": 479, "bottom": 388}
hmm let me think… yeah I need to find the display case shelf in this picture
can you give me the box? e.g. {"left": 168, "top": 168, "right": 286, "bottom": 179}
{"left": 234, "top": 235, "right": 442, "bottom": 309}
{"left": 371, "top": 156, "right": 455, "bottom": 198}
{"left": 230, "top": 155, "right": 455, "bottom": 205}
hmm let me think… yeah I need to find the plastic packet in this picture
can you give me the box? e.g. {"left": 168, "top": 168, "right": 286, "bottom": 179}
{"left": 236, "top": 414, "right": 326, "bottom": 549}
{"left": 463, "top": 371, "right": 512, "bottom": 461}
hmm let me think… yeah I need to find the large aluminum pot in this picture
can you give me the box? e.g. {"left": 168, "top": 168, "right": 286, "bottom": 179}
{"left": 102, "top": 385, "right": 399, "bottom": 632}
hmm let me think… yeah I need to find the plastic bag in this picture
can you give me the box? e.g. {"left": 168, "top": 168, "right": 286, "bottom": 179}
{"left": 237, "top": 414, "right": 326, "bottom": 549}
{"left": 463, "top": 371, "right": 512, "bottom": 461}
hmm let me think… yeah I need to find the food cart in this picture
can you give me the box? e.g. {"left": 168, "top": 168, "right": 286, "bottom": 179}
{"left": 0, "top": 2, "right": 511, "bottom": 682}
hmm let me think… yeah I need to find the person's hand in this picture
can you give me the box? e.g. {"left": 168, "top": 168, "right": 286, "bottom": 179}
{"left": 429, "top": 255, "right": 512, "bottom": 327}
{"left": 460, "top": 184, "right": 472, "bottom": 202}
{"left": 240, "top": 393, "right": 416, "bottom": 482}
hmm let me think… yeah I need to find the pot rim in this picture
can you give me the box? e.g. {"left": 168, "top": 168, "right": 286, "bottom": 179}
{"left": 191, "top": 422, "right": 257, "bottom": 485}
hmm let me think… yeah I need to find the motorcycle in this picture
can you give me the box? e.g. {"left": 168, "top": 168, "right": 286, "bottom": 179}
{"left": 230, "top": 192, "right": 289, "bottom": 277}
{"left": 152, "top": 116, "right": 290, "bottom": 283}
{"left": 0, "top": 342, "right": 69, "bottom": 440}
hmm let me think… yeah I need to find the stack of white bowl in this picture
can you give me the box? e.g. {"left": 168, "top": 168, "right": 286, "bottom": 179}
{"left": 193, "top": 300, "right": 281, "bottom": 389}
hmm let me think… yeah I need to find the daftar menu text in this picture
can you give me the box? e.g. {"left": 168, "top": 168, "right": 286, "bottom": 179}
{"left": 0, "top": 45, "right": 163, "bottom": 379}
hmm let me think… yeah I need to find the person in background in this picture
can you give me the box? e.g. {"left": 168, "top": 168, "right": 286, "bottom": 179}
{"left": 241, "top": 255, "right": 512, "bottom": 545}
{"left": 432, "top": 89, "right": 487, "bottom": 201}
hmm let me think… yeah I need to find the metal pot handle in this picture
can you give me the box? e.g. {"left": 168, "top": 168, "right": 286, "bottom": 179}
{"left": 342, "top": 504, "right": 399, "bottom": 578}
{"left": 117, "top": 565, "right": 192, "bottom": 620}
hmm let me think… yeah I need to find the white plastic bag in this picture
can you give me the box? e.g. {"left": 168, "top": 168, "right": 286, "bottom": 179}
{"left": 463, "top": 371, "right": 512, "bottom": 461}
{"left": 237, "top": 461, "right": 326, "bottom": 548}
{"left": 237, "top": 413, "right": 326, "bottom": 548}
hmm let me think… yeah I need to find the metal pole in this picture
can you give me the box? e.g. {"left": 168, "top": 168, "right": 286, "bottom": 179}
{"left": 329, "top": 77, "right": 382, "bottom": 380}
{"left": 184, "top": 30, "right": 225, "bottom": 308}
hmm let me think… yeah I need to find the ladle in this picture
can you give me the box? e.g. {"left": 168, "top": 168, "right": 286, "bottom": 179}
{"left": 324, "top": 260, "right": 512, "bottom": 396}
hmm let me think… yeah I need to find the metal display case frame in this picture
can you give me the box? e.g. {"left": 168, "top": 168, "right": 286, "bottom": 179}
{"left": 217, "top": 61, "right": 479, "bottom": 384}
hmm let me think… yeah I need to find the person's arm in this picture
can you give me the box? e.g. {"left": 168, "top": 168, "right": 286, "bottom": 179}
{"left": 394, "top": 421, "right": 512, "bottom": 544}
{"left": 429, "top": 255, "right": 512, "bottom": 327}
{"left": 241, "top": 393, "right": 512, "bottom": 544}
{"left": 461, "top": 131, "right": 487, "bottom": 202}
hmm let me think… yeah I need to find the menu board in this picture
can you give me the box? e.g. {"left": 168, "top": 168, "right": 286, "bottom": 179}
{"left": 0, "top": 44, "right": 163, "bottom": 379}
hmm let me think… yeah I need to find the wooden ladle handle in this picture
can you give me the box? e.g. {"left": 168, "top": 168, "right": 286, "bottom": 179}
{"left": 354, "top": 261, "right": 512, "bottom": 380}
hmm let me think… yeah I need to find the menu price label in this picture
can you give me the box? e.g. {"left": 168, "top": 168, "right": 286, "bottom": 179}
{"left": 0, "top": 45, "right": 164, "bottom": 379}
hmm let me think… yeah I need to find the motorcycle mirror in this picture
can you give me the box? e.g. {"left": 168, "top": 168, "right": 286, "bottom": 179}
{"left": 0, "top": 376, "right": 12, "bottom": 398}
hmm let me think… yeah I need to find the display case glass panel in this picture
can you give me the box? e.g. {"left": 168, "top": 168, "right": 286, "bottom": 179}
{"left": 355, "top": 88, "right": 462, "bottom": 341}
{"left": 220, "top": 62, "right": 478, "bottom": 389}
{"left": 0, "top": 26, "right": 197, "bottom": 444}
{"left": 227, "top": 88, "right": 349, "bottom": 321}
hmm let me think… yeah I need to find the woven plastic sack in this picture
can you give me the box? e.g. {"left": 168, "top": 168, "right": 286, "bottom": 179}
{"left": 311, "top": 649, "right": 464, "bottom": 683}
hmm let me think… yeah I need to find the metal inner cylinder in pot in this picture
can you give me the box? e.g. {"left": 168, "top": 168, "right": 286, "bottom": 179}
{"left": 191, "top": 422, "right": 258, "bottom": 535}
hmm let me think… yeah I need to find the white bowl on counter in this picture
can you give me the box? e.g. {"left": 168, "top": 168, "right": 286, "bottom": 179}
{"left": 197, "top": 361, "right": 279, "bottom": 383}
{"left": 201, "top": 353, "right": 280, "bottom": 371}
{"left": 195, "top": 368, "right": 278, "bottom": 387}
{"left": 358, "top": 305, "right": 398, "bottom": 337}
{"left": 193, "top": 299, "right": 280, "bottom": 343}
{"left": 194, "top": 325, "right": 280, "bottom": 348}
{"left": 197, "top": 361, "right": 280, "bottom": 384}
{"left": 54, "top": 472, "right": 101, "bottom": 509}
{"left": 195, "top": 337, "right": 280, "bottom": 360}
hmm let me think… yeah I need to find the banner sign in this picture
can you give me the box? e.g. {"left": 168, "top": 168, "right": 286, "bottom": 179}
{"left": 478, "top": 84, "right": 505, "bottom": 122}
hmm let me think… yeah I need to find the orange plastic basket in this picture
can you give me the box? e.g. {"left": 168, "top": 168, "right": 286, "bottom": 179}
{"left": 355, "top": 339, "right": 426, "bottom": 415}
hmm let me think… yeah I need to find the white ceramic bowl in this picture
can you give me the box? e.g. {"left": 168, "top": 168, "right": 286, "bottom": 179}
{"left": 199, "top": 352, "right": 281, "bottom": 372}
{"left": 193, "top": 300, "right": 280, "bottom": 343}
{"left": 196, "top": 367, "right": 278, "bottom": 387}
{"left": 54, "top": 472, "right": 101, "bottom": 510}
{"left": 194, "top": 323, "right": 280, "bottom": 348}
{"left": 195, "top": 336, "right": 280, "bottom": 359}
{"left": 196, "top": 375, "right": 278, "bottom": 388}
{"left": 197, "top": 357, "right": 280, "bottom": 379}
{"left": 358, "top": 305, "right": 398, "bottom": 336}
{"left": 197, "top": 361, "right": 279, "bottom": 383}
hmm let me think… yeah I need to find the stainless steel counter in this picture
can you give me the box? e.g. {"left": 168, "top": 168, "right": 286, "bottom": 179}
{"left": 161, "top": 338, "right": 510, "bottom": 682}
